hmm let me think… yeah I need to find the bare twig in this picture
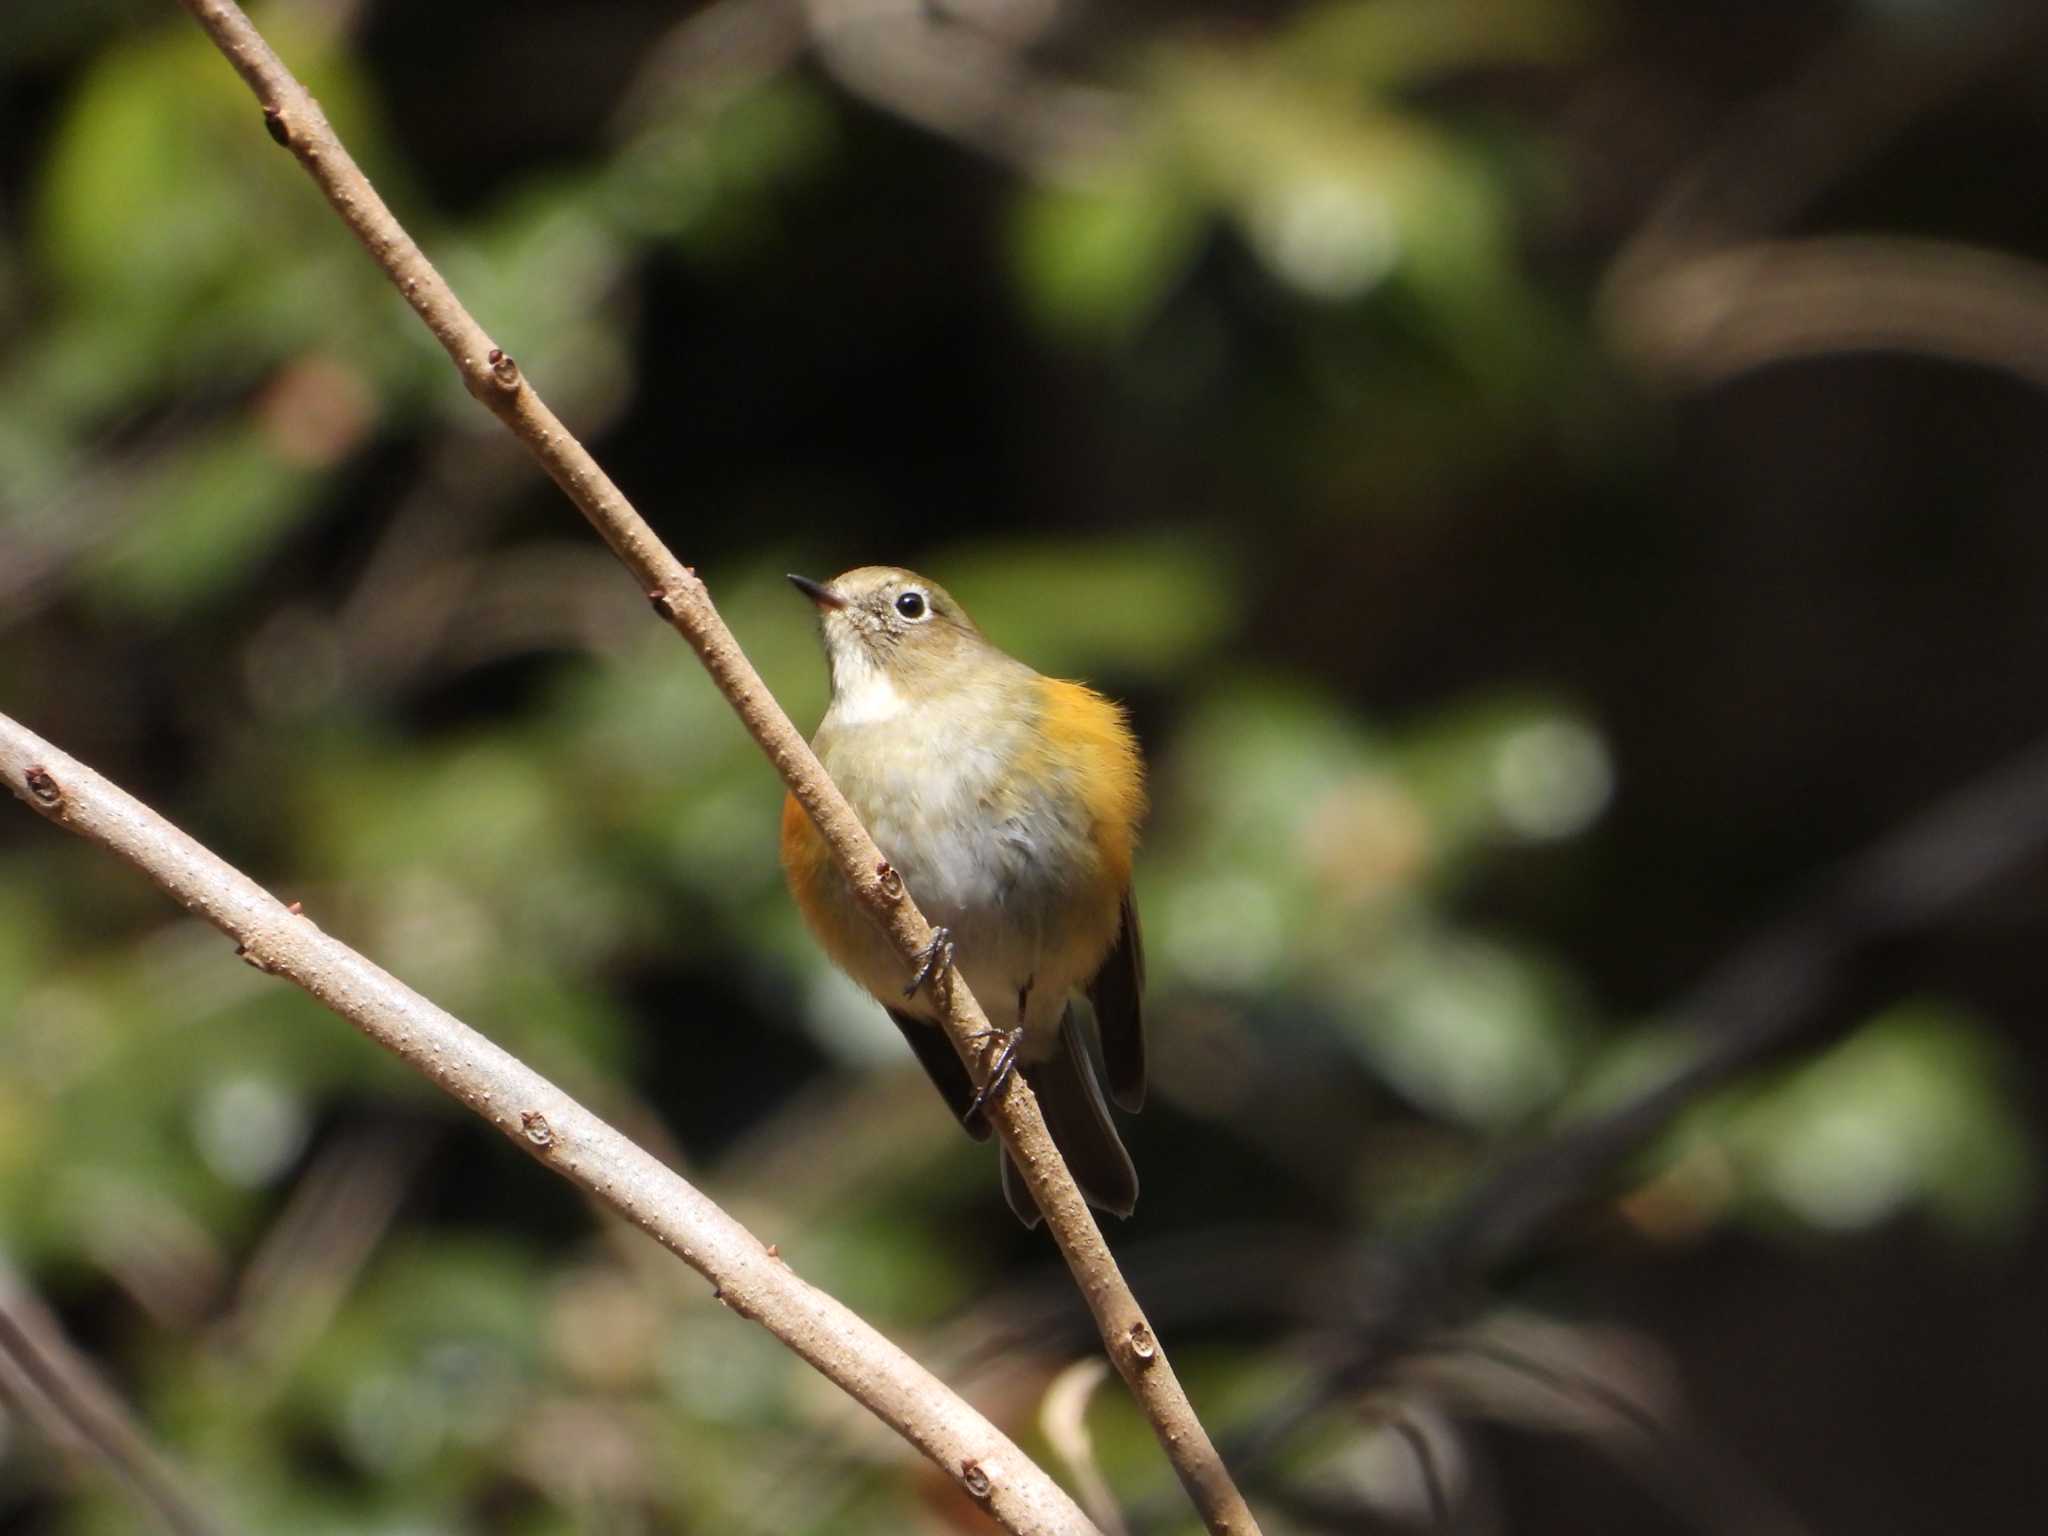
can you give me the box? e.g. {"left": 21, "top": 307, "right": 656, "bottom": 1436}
{"left": 614, "top": 0, "right": 1127, "bottom": 178}
{"left": 207, "top": 1122, "right": 429, "bottom": 1399}
{"left": 0, "top": 1264, "right": 231, "bottom": 1536}
{"left": 1385, "top": 1411, "right": 1450, "bottom": 1529}
{"left": 0, "top": 718, "right": 1096, "bottom": 1536}
{"left": 801, "top": 0, "right": 1128, "bottom": 175}
{"left": 1234, "top": 728, "right": 2048, "bottom": 1471}
{"left": 163, "top": 6, "right": 1258, "bottom": 1530}
{"left": 1434, "top": 727, "right": 2048, "bottom": 1281}
{"left": 613, "top": 0, "right": 815, "bottom": 128}
{"left": 1601, "top": 5, "right": 2048, "bottom": 390}
{"left": 1603, "top": 236, "right": 2048, "bottom": 392}
{"left": 1615, "top": 13, "right": 2035, "bottom": 271}
{"left": 1041, "top": 1359, "right": 1129, "bottom": 1536}
{"left": 1405, "top": 1325, "right": 1810, "bottom": 1536}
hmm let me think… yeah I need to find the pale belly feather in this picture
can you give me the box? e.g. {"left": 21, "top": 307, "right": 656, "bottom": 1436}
{"left": 814, "top": 702, "right": 1109, "bottom": 1058}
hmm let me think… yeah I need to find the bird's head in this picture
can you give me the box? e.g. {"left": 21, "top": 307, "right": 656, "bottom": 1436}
{"left": 788, "top": 566, "right": 997, "bottom": 722}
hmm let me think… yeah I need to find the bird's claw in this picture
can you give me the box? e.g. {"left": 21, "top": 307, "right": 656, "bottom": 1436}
{"left": 902, "top": 926, "right": 954, "bottom": 1000}
{"left": 965, "top": 1028, "right": 1022, "bottom": 1120}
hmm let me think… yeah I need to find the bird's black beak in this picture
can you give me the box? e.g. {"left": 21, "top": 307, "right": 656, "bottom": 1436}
{"left": 787, "top": 573, "right": 847, "bottom": 611}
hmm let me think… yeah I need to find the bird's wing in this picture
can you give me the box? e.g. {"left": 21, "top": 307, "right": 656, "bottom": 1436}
{"left": 884, "top": 1007, "right": 992, "bottom": 1140}
{"left": 1085, "top": 888, "right": 1146, "bottom": 1112}
{"left": 1001, "top": 1004, "right": 1139, "bottom": 1226}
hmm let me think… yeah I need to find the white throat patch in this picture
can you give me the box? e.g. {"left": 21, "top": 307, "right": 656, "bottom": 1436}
{"left": 826, "top": 643, "right": 907, "bottom": 727}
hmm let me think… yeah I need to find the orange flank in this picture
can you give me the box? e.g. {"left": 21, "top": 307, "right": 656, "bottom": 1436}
{"left": 1030, "top": 675, "right": 1146, "bottom": 892}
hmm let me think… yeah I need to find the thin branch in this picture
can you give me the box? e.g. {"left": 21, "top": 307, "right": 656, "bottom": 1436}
{"left": 800, "top": 0, "right": 1128, "bottom": 176}
{"left": 1603, "top": 236, "right": 2048, "bottom": 393}
{"left": 613, "top": 0, "right": 1128, "bottom": 179}
{"left": 1381, "top": 1410, "right": 1450, "bottom": 1530}
{"left": 1615, "top": 12, "right": 2036, "bottom": 273}
{"left": 0, "top": 1263, "right": 232, "bottom": 1536}
{"left": 1230, "top": 726, "right": 2048, "bottom": 1473}
{"left": 1435, "top": 725, "right": 2048, "bottom": 1279}
{"left": 165, "top": 5, "right": 1258, "bottom": 1530}
{"left": 1040, "top": 1360, "right": 1129, "bottom": 1536}
{"left": 1600, "top": 5, "right": 2048, "bottom": 392}
{"left": 206, "top": 1122, "right": 429, "bottom": 1401}
{"left": 613, "top": 0, "right": 810, "bottom": 128}
{"left": 1405, "top": 1329, "right": 1810, "bottom": 1536}
{"left": 0, "top": 718, "right": 1095, "bottom": 1536}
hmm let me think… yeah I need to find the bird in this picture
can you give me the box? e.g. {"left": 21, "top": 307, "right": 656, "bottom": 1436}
{"left": 780, "top": 565, "right": 1146, "bottom": 1226}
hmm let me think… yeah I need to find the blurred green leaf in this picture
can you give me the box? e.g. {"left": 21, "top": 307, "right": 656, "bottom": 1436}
{"left": 1011, "top": 158, "right": 1204, "bottom": 341}
{"left": 1277, "top": 0, "right": 1595, "bottom": 90}
{"left": 77, "top": 424, "right": 319, "bottom": 617}
{"left": 1397, "top": 695, "right": 1614, "bottom": 862}
{"left": 1733, "top": 1003, "right": 2035, "bottom": 1237}
{"left": 1342, "top": 926, "right": 1589, "bottom": 1128}
{"left": 938, "top": 537, "right": 1239, "bottom": 676}
{"left": 606, "top": 80, "right": 837, "bottom": 256}
{"left": 440, "top": 179, "right": 634, "bottom": 419}
{"left": 31, "top": 19, "right": 395, "bottom": 413}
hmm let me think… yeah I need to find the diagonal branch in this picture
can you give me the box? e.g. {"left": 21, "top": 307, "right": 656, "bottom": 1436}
{"left": 167, "top": 4, "right": 1258, "bottom": 1531}
{"left": 0, "top": 716, "right": 1096, "bottom": 1536}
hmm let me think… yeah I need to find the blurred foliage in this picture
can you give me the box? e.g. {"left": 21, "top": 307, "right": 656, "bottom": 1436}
{"left": 3, "top": 0, "right": 2046, "bottom": 1533}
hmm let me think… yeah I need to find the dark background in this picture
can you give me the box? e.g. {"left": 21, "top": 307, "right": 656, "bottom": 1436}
{"left": 4, "top": 0, "right": 2048, "bottom": 1531}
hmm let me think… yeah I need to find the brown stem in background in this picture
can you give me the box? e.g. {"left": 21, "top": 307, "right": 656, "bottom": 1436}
{"left": 0, "top": 1269, "right": 231, "bottom": 1536}
{"left": 0, "top": 717, "right": 1096, "bottom": 1536}
{"left": 1041, "top": 1359, "right": 1132, "bottom": 1536}
{"left": 613, "top": 0, "right": 1127, "bottom": 176}
{"left": 166, "top": 4, "right": 1260, "bottom": 1531}
{"left": 1601, "top": 5, "right": 2048, "bottom": 391}
{"left": 1604, "top": 236, "right": 2048, "bottom": 393}
{"left": 1221, "top": 726, "right": 2048, "bottom": 1494}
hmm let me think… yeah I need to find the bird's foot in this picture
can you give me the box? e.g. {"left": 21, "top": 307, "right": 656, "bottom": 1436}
{"left": 965, "top": 1027, "right": 1022, "bottom": 1120}
{"left": 902, "top": 926, "right": 954, "bottom": 1001}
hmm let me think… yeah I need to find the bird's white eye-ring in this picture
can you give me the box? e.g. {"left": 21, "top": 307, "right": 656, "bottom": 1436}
{"left": 894, "top": 590, "right": 929, "bottom": 620}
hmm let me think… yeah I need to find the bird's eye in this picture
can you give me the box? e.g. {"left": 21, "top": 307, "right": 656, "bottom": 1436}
{"left": 894, "top": 591, "right": 928, "bottom": 620}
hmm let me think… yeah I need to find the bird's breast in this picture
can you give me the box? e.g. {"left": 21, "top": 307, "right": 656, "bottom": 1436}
{"left": 785, "top": 668, "right": 1137, "bottom": 1045}
{"left": 820, "top": 712, "right": 1091, "bottom": 922}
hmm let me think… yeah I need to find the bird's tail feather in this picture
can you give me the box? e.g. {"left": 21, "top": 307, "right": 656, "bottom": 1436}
{"left": 1000, "top": 1006, "right": 1138, "bottom": 1227}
